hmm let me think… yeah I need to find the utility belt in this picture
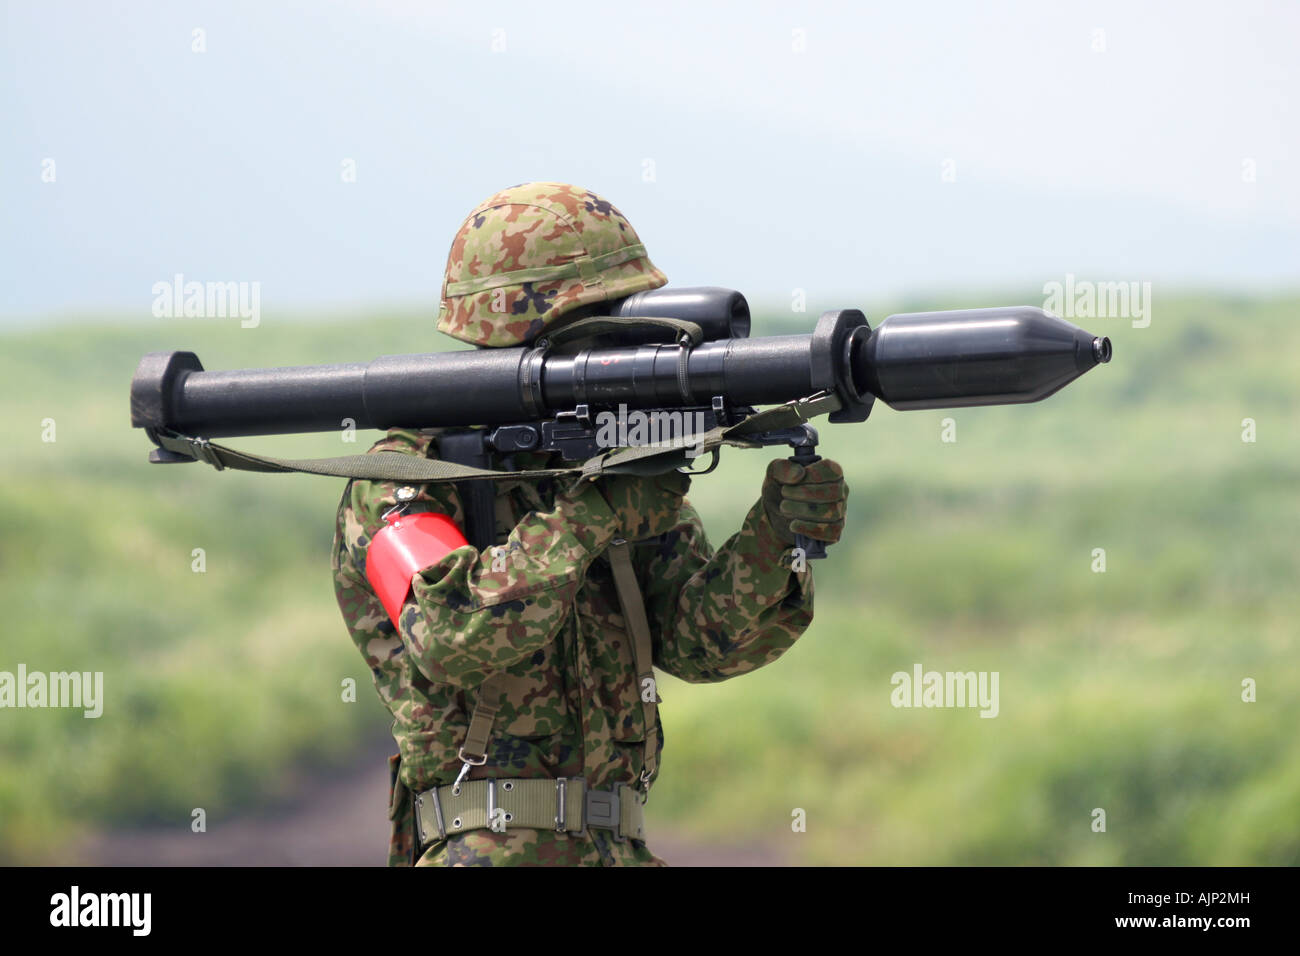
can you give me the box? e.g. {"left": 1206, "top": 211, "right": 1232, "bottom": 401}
{"left": 413, "top": 777, "right": 647, "bottom": 847}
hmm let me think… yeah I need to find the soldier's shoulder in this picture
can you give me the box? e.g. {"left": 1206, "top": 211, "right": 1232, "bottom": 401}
{"left": 367, "top": 427, "right": 442, "bottom": 459}
{"left": 338, "top": 429, "right": 442, "bottom": 524}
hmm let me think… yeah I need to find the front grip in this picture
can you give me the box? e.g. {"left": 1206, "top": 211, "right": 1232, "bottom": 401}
{"left": 750, "top": 423, "right": 831, "bottom": 561}
{"left": 789, "top": 437, "right": 829, "bottom": 561}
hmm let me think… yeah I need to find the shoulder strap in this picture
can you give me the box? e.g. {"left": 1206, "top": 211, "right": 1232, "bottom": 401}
{"left": 607, "top": 539, "right": 659, "bottom": 792}
{"left": 148, "top": 391, "right": 843, "bottom": 483}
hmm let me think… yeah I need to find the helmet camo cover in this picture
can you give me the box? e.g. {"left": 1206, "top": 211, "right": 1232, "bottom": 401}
{"left": 437, "top": 182, "right": 668, "bottom": 347}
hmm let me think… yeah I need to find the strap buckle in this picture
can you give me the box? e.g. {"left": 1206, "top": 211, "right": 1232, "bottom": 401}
{"left": 554, "top": 777, "right": 572, "bottom": 832}
{"left": 413, "top": 788, "right": 447, "bottom": 845}
{"left": 585, "top": 787, "right": 623, "bottom": 842}
{"left": 186, "top": 436, "right": 225, "bottom": 470}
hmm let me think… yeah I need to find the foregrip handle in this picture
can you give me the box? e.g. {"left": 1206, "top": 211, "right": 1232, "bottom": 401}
{"left": 789, "top": 442, "right": 829, "bottom": 561}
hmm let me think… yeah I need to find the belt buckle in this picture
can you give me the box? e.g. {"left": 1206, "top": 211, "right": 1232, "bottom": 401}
{"left": 554, "top": 778, "right": 568, "bottom": 832}
{"left": 413, "top": 788, "right": 446, "bottom": 847}
{"left": 617, "top": 782, "right": 645, "bottom": 843}
{"left": 585, "top": 787, "right": 623, "bottom": 842}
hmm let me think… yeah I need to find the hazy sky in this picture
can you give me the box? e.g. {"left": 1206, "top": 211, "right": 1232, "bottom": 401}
{"left": 3, "top": 0, "right": 1297, "bottom": 323}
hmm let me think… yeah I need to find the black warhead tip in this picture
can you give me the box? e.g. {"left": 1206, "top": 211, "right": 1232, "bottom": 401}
{"left": 1092, "top": 337, "right": 1112, "bottom": 364}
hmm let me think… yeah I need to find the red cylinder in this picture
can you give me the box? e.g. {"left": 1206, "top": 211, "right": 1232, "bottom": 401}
{"left": 365, "top": 511, "right": 469, "bottom": 626}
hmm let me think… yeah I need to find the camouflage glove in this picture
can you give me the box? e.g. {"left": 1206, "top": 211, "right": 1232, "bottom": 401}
{"left": 561, "top": 470, "right": 691, "bottom": 543}
{"left": 760, "top": 457, "right": 849, "bottom": 545}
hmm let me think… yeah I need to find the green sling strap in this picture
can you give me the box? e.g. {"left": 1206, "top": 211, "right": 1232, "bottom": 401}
{"left": 150, "top": 391, "right": 843, "bottom": 484}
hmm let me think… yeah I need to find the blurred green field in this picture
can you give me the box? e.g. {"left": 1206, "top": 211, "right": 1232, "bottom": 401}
{"left": 1, "top": 290, "right": 1296, "bottom": 864}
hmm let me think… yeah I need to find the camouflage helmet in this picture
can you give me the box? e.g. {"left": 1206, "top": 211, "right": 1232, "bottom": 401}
{"left": 437, "top": 182, "right": 668, "bottom": 347}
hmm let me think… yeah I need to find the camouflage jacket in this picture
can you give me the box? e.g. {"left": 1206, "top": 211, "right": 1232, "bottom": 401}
{"left": 332, "top": 428, "right": 815, "bottom": 866}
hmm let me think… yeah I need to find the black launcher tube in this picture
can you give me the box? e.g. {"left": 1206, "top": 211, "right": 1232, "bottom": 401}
{"left": 130, "top": 306, "right": 1110, "bottom": 439}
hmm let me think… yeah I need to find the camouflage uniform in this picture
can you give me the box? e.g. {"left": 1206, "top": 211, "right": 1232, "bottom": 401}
{"left": 331, "top": 183, "right": 846, "bottom": 866}
{"left": 332, "top": 429, "right": 823, "bottom": 865}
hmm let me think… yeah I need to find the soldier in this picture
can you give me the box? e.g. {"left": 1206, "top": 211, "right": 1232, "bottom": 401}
{"left": 331, "top": 182, "right": 848, "bottom": 866}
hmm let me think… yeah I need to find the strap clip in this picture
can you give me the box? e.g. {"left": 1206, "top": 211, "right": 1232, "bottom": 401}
{"left": 453, "top": 746, "right": 488, "bottom": 794}
{"left": 187, "top": 437, "right": 224, "bottom": 470}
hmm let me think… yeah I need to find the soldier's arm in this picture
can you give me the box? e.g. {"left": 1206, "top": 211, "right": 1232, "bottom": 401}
{"left": 335, "top": 443, "right": 620, "bottom": 690}
{"left": 637, "top": 496, "right": 814, "bottom": 683}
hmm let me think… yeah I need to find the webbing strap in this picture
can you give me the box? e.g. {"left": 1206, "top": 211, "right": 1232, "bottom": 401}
{"left": 445, "top": 243, "right": 648, "bottom": 297}
{"left": 541, "top": 315, "right": 704, "bottom": 349}
{"left": 412, "top": 778, "right": 646, "bottom": 845}
{"left": 152, "top": 431, "right": 578, "bottom": 480}
{"left": 460, "top": 672, "right": 507, "bottom": 765}
{"left": 607, "top": 539, "right": 659, "bottom": 789}
{"left": 150, "top": 391, "right": 843, "bottom": 483}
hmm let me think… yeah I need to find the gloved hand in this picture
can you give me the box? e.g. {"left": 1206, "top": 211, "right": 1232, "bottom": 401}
{"left": 760, "top": 457, "right": 848, "bottom": 545}
{"left": 558, "top": 469, "right": 691, "bottom": 544}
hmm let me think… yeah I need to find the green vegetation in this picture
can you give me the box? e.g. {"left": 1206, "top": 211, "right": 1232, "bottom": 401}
{"left": 1, "top": 291, "right": 1296, "bottom": 864}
